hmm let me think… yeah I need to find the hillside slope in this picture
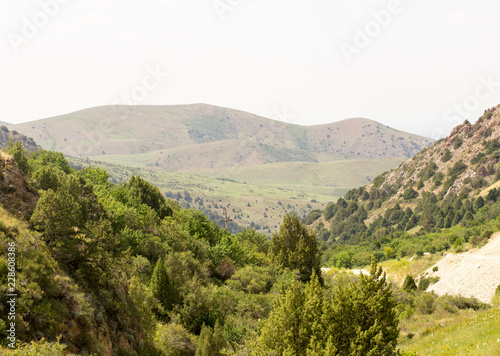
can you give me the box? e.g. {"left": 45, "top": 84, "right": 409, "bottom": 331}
{"left": 0, "top": 125, "right": 40, "bottom": 152}
{"left": 311, "top": 105, "right": 500, "bottom": 244}
{"left": 7, "top": 104, "right": 433, "bottom": 171}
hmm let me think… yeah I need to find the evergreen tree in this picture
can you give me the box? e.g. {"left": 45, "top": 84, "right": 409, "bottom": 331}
{"left": 255, "top": 280, "right": 308, "bottom": 355}
{"left": 126, "top": 175, "right": 173, "bottom": 219}
{"left": 323, "top": 260, "right": 399, "bottom": 355}
{"left": 150, "top": 256, "right": 174, "bottom": 314}
{"left": 196, "top": 323, "right": 217, "bottom": 356}
{"left": 270, "top": 213, "right": 322, "bottom": 282}
{"left": 212, "top": 320, "right": 226, "bottom": 355}
{"left": 402, "top": 275, "right": 417, "bottom": 293}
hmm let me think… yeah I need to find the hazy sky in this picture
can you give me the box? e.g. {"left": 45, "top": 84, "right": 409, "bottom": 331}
{"left": 1, "top": 0, "right": 500, "bottom": 138}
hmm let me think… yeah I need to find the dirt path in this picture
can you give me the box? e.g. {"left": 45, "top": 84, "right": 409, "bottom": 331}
{"left": 422, "top": 232, "right": 500, "bottom": 304}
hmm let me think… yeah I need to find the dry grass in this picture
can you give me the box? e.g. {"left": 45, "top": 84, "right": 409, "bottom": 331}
{"left": 380, "top": 255, "right": 442, "bottom": 286}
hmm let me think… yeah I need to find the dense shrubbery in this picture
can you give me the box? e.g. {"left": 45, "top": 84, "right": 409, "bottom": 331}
{"left": 0, "top": 145, "right": 405, "bottom": 354}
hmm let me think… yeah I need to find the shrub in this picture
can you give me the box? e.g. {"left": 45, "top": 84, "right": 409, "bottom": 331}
{"left": 441, "top": 149, "right": 452, "bottom": 162}
{"left": 416, "top": 292, "right": 436, "bottom": 314}
{"left": 155, "top": 323, "right": 196, "bottom": 356}
{"left": 448, "top": 161, "right": 468, "bottom": 177}
{"left": 403, "top": 188, "right": 419, "bottom": 200}
{"left": 453, "top": 137, "right": 463, "bottom": 149}
{"left": 418, "top": 278, "right": 430, "bottom": 291}
{"left": 402, "top": 275, "right": 417, "bottom": 293}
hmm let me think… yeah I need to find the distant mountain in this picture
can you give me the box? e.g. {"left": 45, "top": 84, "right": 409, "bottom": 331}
{"left": 7, "top": 104, "right": 433, "bottom": 172}
{"left": 0, "top": 125, "right": 40, "bottom": 152}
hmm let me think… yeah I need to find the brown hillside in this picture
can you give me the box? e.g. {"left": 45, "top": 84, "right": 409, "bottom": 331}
{"left": 7, "top": 104, "right": 433, "bottom": 172}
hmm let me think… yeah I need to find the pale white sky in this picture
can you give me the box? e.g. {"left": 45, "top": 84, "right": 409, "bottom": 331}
{"left": 1, "top": 0, "right": 500, "bottom": 138}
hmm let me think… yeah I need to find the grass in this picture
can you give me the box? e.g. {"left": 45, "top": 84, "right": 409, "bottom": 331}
{"left": 67, "top": 157, "right": 340, "bottom": 233}
{"left": 398, "top": 304, "right": 500, "bottom": 355}
{"left": 65, "top": 156, "right": 404, "bottom": 233}
{"left": 380, "top": 254, "right": 442, "bottom": 286}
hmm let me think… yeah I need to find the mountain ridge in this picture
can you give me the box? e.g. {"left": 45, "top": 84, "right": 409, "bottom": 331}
{"left": 7, "top": 104, "right": 433, "bottom": 172}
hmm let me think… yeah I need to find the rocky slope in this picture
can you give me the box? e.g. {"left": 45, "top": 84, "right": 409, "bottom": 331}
{"left": 0, "top": 125, "right": 40, "bottom": 152}
{"left": 312, "top": 105, "right": 500, "bottom": 243}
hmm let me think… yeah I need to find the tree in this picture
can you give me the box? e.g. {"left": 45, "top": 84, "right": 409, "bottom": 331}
{"left": 384, "top": 246, "right": 395, "bottom": 260}
{"left": 126, "top": 175, "right": 173, "bottom": 219}
{"left": 196, "top": 323, "right": 216, "bottom": 356}
{"left": 255, "top": 280, "right": 308, "bottom": 355}
{"left": 441, "top": 149, "right": 452, "bottom": 162}
{"left": 150, "top": 256, "right": 175, "bottom": 314}
{"left": 30, "top": 188, "right": 82, "bottom": 241}
{"left": 255, "top": 262, "right": 399, "bottom": 355}
{"left": 474, "top": 196, "right": 485, "bottom": 211}
{"left": 31, "top": 166, "right": 64, "bottom": 191}
{"left": 29, "top": 149, "right": 72, "bottom": 175}
{"left": 195, "top": 321, "right": 226, "bottom": 356}
{"left": 402, "top": 275, "right": 417, "bottom": 293}
{"left": 5, "top": 139, "right": 31, "bottom": 175}
{"left": 155, "top": 323, "right": 196, "bottom": 356}
{"left": 403, "top": 188, "right": 419, "bottom": 200}
{"left": 327, "top": 260, "right": 399, "bottom": 355}
{"left": 270, "top": 213, "right": 322, "bottom": 282}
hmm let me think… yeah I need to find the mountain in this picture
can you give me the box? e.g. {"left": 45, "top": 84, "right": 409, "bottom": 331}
{"left": 0, "top": 125, "right": 40, "bottom": 152}
{"left": 310, "top": 105, "right": 500, "bottom": 267}
{"left": 7, "top": 104, "right": 433, "bottom": 172}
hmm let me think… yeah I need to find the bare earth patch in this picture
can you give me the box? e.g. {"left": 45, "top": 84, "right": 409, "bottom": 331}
{"left": 422, "top": 232, "right": 500, "bottom": 304}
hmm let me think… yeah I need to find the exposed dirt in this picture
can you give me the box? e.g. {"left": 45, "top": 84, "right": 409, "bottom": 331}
{"left": 421, "top": 232, "right": 500, "bottom": 304}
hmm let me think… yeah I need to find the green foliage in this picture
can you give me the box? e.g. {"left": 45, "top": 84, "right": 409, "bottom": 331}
{"left": 256, "top": 261, "right": 399, "bottom": 355}
{"left": 448, "top": 161, "right": 468, "bottom": 177}
{"left": 226, "top": 266, "right": 276, "bottom": 294}
{"left": 5, "top": 139, "right": 31, "bottom": 176}
{"left": 441, "top": 149, "right": 452, "bottom": 162}
{"left": 150, "top": 256, "right": 175, "bottom": 314}
{"left": 0, "top": 339, "right": 72, "bottom": 355}
{"left": 196, "top": 321, "right": 226, "bottom": 356}
{"left": 417, "top": 278, "right": 430, "bottom": 291}
{"left": 324, "top": 202, "right": 336, "bottom": 220}
{"left": 304, "top": 210, "right": 322, "bottom": 225}
{"left": 270, "top": 213, "right": 322, "bottom": 282}
{"left": 126, "top": 175, "right": 173, "bottom": 219}
{"left": 31, "top": 166, "right": 64, "bottom": 191}
{"left": 29, "top": 150, "right": 72, "bottom": 175}
{"left": 403, "top": 188, "right": 419, "bottom": 200}
{"left": 453, "top": 137, "right": 463, "bottom": 149}
{"left": 402, "top": 275, "right": 417, "bottom": 293}
{"left": 155, "top": 323, "right": 196, "bottom": 356}
{"left": 255, "top": 276, "right": 316, "bottom": 355}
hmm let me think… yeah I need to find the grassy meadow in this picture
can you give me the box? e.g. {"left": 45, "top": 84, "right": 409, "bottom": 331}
{"left": 67, "top": 157, "right": 403, "bottom": 232}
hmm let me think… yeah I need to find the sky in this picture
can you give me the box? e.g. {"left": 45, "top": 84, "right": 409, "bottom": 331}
{"left": 1, "top": 0, "right": 500, "bottom": 138}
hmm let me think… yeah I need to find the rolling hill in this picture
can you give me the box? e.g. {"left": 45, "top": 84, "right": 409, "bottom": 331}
{"left": 6, "top": 104, "right": 434, "bottom": 232}
{"left": 7, "top": 104, "right": 433, "bottom": 172}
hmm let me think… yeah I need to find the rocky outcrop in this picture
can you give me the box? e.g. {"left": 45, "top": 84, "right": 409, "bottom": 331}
{"left": 0, "top": 152, "right": 38, "bottom": 219}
